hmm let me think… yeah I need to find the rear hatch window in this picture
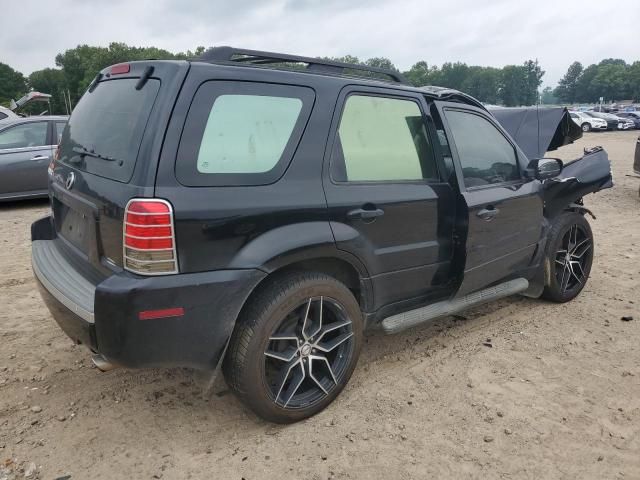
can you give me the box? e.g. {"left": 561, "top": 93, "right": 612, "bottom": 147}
{"left": 175, "top": 81, "right": 315, "bottom": 186}
{"left": 58, "top": 78, "right": 160, "bottom": 183}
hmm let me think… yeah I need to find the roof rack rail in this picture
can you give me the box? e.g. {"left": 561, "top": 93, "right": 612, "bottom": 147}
{"left": 197, "top": 46, "right": 410, "bottom": 85}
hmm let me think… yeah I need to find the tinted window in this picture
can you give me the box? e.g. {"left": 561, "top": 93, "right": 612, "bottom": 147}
{"left": 0, "top": 112, "right": 7, "bottom": 120}
{"left": 58, "top": 79, "right": 160, "bottom": 183}
{"left": 176, "top": 82, "right": 314, "bottom": 186}
{"left": 333, "top": 95, "right": 438, "bottom": 182}
{"left": 445, "top": 109, "right": 519, "bottom": 188}
{"left": 0, "top": 122, "right": 48, "bottom": 149}
{"left": 55, "top": 121, "right": 67, "bottom": 144}
{"left": 197, "top": 95, "right": 302, "bottom": 174}
{"left": 570, "top": 113, "right": 578, "bottom": 119}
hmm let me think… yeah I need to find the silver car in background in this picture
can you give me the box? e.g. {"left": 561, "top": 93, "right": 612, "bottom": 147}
{"left": 0, "top": 116, "right": 68, "bottom": 201}
{"left": 0, "top": 106, "right": 20, "bottom": 123}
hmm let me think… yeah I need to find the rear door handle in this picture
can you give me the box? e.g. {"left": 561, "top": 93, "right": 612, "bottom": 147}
{"left": 31, "top": 155, "right": 49, "bottom": 161}
{"left": 477, "top": 207, "right": 499, "bottom": 221}
{"left": 347, "top": 207, "right": 385, "bottom": 220}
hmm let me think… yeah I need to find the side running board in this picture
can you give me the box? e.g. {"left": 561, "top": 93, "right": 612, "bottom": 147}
{"left": 381, "top": 278, "right": 529, "bottom": 334}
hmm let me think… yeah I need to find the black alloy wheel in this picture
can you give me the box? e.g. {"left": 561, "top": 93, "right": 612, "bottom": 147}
{"left": 542, "top": 212, "right": 594, "bottom": 302}
{"left": 263, "top": 296, "right": 355, "bottom": 408}
{"left": 553, "top": 223, "right": 592, "bottom": 295}
{"left": 223, "top": 272, "right": 363, "bottom": 423}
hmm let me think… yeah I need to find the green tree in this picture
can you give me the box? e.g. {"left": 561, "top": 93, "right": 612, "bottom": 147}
{"left": 323, "top": 55, "right": 361, "bottom": 65}
{"left": 0, "top": 63, "right": 27, "bottom": 107}
{"left": 554, "top": 61, "right": 583, "bottom": 103}
{"left": 28, "top": 68, "right": 68, "bottom": 114}
{"left": 55, "top": 42, "right": 205, "bottom": 106}
{"left": 541, "top": 86, "right": 558, "bottom": 105}
{"left": 574, "top": 64, "right": 599, "bottom": 103}
{"left": 523, "top": 59, "right": 544, "bottom": 105}
{"left": 364, "top": 57, "right": 397, "bottom": 71}
{"left": 628, "top": 61, "right": 640, "bottom": 101}
{"left": 499, "top": 65, "right": 527, "bottom": 106}
{"left": 433, "top": 62, "right": 469, "bottom": 90}
{"left": 403, "top": 60, "right": 435, "bottom": 87}
{"left": 590, "top": 62, "right": 629, "bottom": 101}
{"left": 462, "top": 66, "right": 501, "bottom": 104}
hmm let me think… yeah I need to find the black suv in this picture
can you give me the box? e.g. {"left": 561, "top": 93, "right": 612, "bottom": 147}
{"left": 31, "top": 47, "right": 612, "bottom": 423}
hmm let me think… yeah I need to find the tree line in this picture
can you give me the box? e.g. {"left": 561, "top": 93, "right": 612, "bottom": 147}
{"left": 0, "top": 42, "right": 637, "bottom": 115}
{"left": 0, "top": 43, "right": 204, "bottom": 114}
{"left": 553, "top": 59, "right": 640, "bottom": 104}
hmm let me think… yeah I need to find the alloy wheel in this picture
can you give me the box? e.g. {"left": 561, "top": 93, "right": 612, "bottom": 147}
{"left": 263, "top": 296, "right": 355, "bottom": 409}
{"left": 554, "top": 223, "right": 592, "bottom": 294}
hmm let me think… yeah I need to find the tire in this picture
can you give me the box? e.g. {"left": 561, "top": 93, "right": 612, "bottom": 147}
{"left": 223, "top": 271, "right": 363, "bottom": 423}
{"left": 581, "top": 122, "right": 591, "bottom": 132}
{"left": 542, "top": 212, "right": 594, "bottom": 303}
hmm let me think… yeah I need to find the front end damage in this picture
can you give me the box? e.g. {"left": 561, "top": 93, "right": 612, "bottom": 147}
{"left": 543, "top": 146, "right": 613, "bottom": 218}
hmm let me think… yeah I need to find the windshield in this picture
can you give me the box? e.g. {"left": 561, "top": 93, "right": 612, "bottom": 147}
{"left": 58, "top": 78, "right": 160, "bottom": 182}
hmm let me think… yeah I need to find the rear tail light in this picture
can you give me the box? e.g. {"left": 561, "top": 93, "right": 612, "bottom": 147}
{"left": 123, "top": 199, "right": 178, "bottom": 275}
{"left": 48, "top": 144, "right": 60, "bottom": 175}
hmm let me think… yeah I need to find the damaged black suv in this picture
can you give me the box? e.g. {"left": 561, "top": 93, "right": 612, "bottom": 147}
{"left": 31, "top": 47, "right": 613, "bottom": 423}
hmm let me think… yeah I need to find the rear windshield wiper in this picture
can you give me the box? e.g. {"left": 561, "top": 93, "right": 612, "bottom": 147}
{"left": 72, "top": 145, "right": 121, "bottom": 164}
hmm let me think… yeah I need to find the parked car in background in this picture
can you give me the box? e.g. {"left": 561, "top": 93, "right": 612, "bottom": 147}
{"left": 613, "top": 115, "right": 635, "bottom": 130}
{"left": 583, "top": 111, "right": 618, "bottom": 130}
{"left": 570, "top": 111, "right": 607, "bottom": 132}
{"left": 586, "top": 111, "right": 632, "bottom": 130}
{"left": 616, "top": 112, "right": 640, "bottom": 129}
{"left": 0, "top": 116, "right": 68, "bottom": 201}
{"left": 0, "top": 106, "right": 20, "bottom": 123}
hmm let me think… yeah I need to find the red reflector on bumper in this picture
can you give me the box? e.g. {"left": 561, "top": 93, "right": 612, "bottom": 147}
{"left": 138, "top": 307, "right": 185, "bottom": 321}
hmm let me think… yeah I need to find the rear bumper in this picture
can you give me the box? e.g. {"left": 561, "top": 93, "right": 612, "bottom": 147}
{"left": 31, "top": 216, "right": 266, "bottom": 370}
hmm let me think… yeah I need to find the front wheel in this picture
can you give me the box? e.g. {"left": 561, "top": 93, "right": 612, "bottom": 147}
{"left": 542, "top": 212, "right": 594, "bottom": 302}
{"left": 223, "top": 272, "right": 363, "bottom": 423}
{"left": 581, "top": 122, "right": 592, "bottom": 132}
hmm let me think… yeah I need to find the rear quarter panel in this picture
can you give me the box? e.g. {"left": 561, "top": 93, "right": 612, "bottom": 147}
{"left": 154, "top": 64, "right": 350, "bottom": 274}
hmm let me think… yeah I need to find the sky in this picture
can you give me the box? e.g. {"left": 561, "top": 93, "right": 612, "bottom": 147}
{"left": 1, "top": 0, "right": 639, "bottom": 87}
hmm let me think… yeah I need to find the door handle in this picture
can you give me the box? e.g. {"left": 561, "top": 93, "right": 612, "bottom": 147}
{"left": 31, "top": 155, "right": 49, "bottom": 161}
{"left": 477, "top": 207, "right": 499, "bottom": 221}
{"left": 347, "top": 207, "right": 385, "bottom": 220}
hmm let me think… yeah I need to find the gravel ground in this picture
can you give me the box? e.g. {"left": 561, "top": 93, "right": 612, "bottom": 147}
{"left": 0, "top": 130, "right": 638, "bottom": 480}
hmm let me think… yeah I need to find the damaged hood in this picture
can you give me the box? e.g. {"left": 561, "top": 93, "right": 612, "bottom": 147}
{"left": 489, "top": 106, "right": 583, "bottom": 160}
{"left": 543, "top": 146, "right": 613, "bottom": 217}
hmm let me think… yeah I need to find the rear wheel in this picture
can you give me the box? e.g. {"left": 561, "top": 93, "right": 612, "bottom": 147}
{"left": 223, "top": 272, "right": 363, "bottom": 423}
{"left": 542, "top": 212, "right": 594, "bottom": 302}
{"left": 581, "top": 122, "right": 591, "bottom": 132}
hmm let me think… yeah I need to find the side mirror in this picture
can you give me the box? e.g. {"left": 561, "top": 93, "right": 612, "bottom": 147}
{"left": 526, "top": 158, "right": 563, "bottom": 181}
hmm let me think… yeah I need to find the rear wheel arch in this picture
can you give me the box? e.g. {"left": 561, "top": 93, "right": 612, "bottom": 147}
{"left": 249, "top": 255, "right": 371, "bottom": 314}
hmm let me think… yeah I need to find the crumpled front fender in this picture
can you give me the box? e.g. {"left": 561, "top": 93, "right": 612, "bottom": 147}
{"left": 543, "top": 147, "right": 613, "bottom": 218}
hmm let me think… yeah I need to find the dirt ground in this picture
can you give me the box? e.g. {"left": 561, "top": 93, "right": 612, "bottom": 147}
{"left": 0, "top": 131, "right": 638, "bottom": 480}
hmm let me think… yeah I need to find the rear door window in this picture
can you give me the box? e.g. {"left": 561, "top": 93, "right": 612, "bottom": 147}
{"left": 0, "top": 122, "right": 48, "bottom": 150}
{"left": 55, "top": 121, "right": 67, "bottom": 144}
{"left": 176, "top": 81, "right": 315, "bottom": 186}
{"left": 57, "top": 78, "right": 160, "bottom": 183}
{"left": 331, "top": 94, "right": 439, "bottom": 182}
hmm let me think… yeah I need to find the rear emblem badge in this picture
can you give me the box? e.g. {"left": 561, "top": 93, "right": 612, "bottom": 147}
{"left": 65, "top": 172, "right": 76, "bottom": 190}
